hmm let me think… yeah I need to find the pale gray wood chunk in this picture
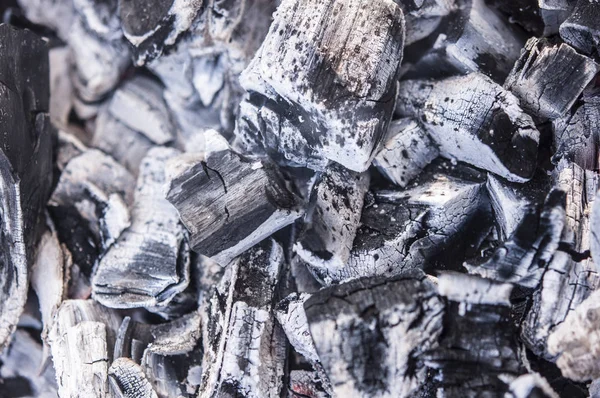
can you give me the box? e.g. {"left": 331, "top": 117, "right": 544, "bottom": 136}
{"left": 304, "top": 271, "right": 444, "bottom": 398}
{"left": 373, "top": 118, "right": 439, "bottom": 188}
{"left": 235, "top": 0, "right": 405, "bottom": 172}
{"left": 93, "top": 147, "right": 190, "bottom": 308}
{"left": 504, "top": 37, "right": 599, "bottom": 121}
{"left": 275, "top": 293, "right": 318, "bottom": 363}
{"left": 397, "top": 73, "right": 540, "bottom": 182}
{"left": 48, "top": 300, "right": 122, "bottom": 398}
{"left": 108, "top": 76, "right": 176, "bottom": 145}
{"left": 166, "top": 144, "right": 302, "bottom": 266}
{"left": 109, "top": 357, "right": 159, "bottom": 398}
{"left": 548, "top": 288, "right": 600, "bottom": 382}
{"left": 295, "top": 164, "right": 370, "bottom": 272}
{"left": 200, "top": 239, "right": 287, "bottom": 398}
{"left": 560, "top": 0, "right": 600, "bottom": 55}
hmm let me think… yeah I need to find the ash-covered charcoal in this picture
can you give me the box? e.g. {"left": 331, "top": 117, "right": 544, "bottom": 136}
{"left": 504, "top": 373, "right": 560, "bottom": 398}
{"left": 294, "top": 164, "right": 370, "bottom": 273}
{"left": 200, "top": 239, "right": 287, "bottom": 398}
{"left": 547, "top": 288, "right": 600, "bottom": 382}
{"left": 16, "top": 0, "right": 75, "bottom": 41}
{"left": 275, "top": 293, "right": 320, "bottom": 364}
{"left": 288, "top": 370, "right": 330, "bottom": 398}
{"left": 399, "top": 0, "right": 457, "bottom": 46}
{"left": 109, "top": 357, "right": 159, "bottom": 398}
{"left": 49, "top": 47, "right": 74, "bottom": 128}
{"left": 552, "top": 85, "right": 600, "bottom": 169}
{"left": 49, "top": 149, "right": 135, "bottom": 279}
{"left": 166, "top": 135, "right": 303, "bottom": 266}
{"left": 406, "top": 0, "right": 525, "bottom": 82}
{"left": 0, "top": 24, "right": 54, "bottom": 352}
{"left": 304, "top": 271, "right": 444, "bottom": 397}
{"left": 426, "top": 272, "right": 523, "bottom": 396}
{"left": 119, "top": 0, "right": 202, "bottom": 66}
{"left": 108, "top": 75, "right": 176, "bottom": 145}
{"left": 522, "top": 161, "right": 600, "bottom": 360}
{"left": 504, "top": 37, "right": 599, "bottom": 121}
{"left": 373, "top": 118, "right": 439, "bottom": 188}
{"left": 235, "top": 0, "right": 405, "bottom": 172}
{"left": 559, "top": 0, "right": 600, "bottom": 56}
{"left": 330, "top": 161, "right": 491, "bottom": 285}
{"left": 465, "top": 188, "right": 563, "bottom": 288}
{"left": 538, "top": 0, "right": 575, "bottom": 36}
{"left": 290, "top": 256, "right": 323, "bottom": 294}
{"left": 484, "top": 0, "right": 544, "bottom": 35}
{"left": 48, "top": 300, "right": 122, "bottom": 398}
{"left": 396, "top": 73, "right": 540, "bottom": 182}
{"left": 56, "top": 130, "right": 87, "bottom": 171}
{"left": 93, "top": 147, "right": 190, "bottom": 309}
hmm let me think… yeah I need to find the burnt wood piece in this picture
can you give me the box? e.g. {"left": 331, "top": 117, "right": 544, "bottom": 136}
{"left": 0, "top": 24, "right": 54, "bottom": 352}
{"left": 396, "top": 73, "right": 539, "bottom": 182}
{"left": 398, "top": 0, "right": 457, "bottom": 46}
{"left": 49, "top": 149, "right": 135, "bottom": 277}
{"left": 304, "top": 271, "right": 444, "bottom": 397}
{"left": 166, "top": 142, "right": 303, "bottom": 266}
{"left": 235, "top": 0, "right": 405, "bottom": 172}
{"left": 504, "top": 37, "right": 599, "bottom": 121}
{"left": 539, "top": 0, "right": 574, "bottom": 36}
{"left": 119, "top": 0, "right": 202, "bottom": 65}
{"left": 560, "top": 0, "right": 600, "bottom": 55}
{"left": 93, "top": 147, "right": 190, "bottom": 308}
{"left": 484, "top": 0, "right": 544, "bottom": 35}
{"left": 328, "top": 161, "right": 491, "bottom": 285}
{"left": 406, "top": 0, "right": 525, "bottom": 82}
{"left": 200, "top": 239, "right": 287, "bottom": 398}
{"left": 109, "top": 357, "right": 159, "bottom": 398}
{"left": 295, "top": 164, "right": 370, "bottom": 273}
{"left": 48, "top": 300, "right": 122, "bottom": 398}
{"left": 288, "top": 370, "right": 331, "bottom": 398}
{"left": 426, "top": 272, "right": 523, "bottom": 396}
{"left": 373, "top": 118, "right": 439, "bottom": 188}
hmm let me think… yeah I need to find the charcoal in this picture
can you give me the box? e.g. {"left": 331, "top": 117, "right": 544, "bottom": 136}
{"left": 559, "top": 0, "right": 600, "bottom": 55}
{"left": 304, "top": 271, "right": 444, "bottom": 397}
{"left": 16, "top": 0, "right": 75, "bottom": 40}
{"left": 108, "top": 76, "right": 176, "bottom": 145}
{"left": 0, "top": 24, "right": 54, "bottom": 352}
{"left": 465, "top": 188, "right": 564, "bottom": 288}
{"left": 405, "top": 0, "right": 525, "bottom": 82}
{"left": 49, "top": 149, "right": 135, "bottom": 277}
{"left": 166, "top": 136, "right": 303, "bottom": 266}
{"left": 548, "top": 288, "right": 600, "bottom": 382}
{"left": 295, "top": 164, "right": 370, "bottom": 273}
{"left": 373, "top": 118, "right": 439, "bottom": 188}
{"left": 48, "top": 300, "right": 122, "bottom": 398}
{"left": 484, "top": 0, "right": 544, "bottom": 35}
{"left": 93, "top": 147, "right": 190, "bottom": 309}
{"left": 539, "top": 0, "right": 575, "bottom": 36}
{"left": 426, "top": 272, "right": 522, "bottom": 396}
{"left": 504, "top": 37, "right": 599, "bottom": 121}
{"left": 397, "top": 73, "right": 540, "bottom": 182}
{"left": 400, "top": 0, "right": 457, "bottom": 46}
{"left": 200, "top": 239, "right": 287, "bottom": 398}
{"left": 505, "top": 374, "right": 559, "bottom": 398}
{"left": 56, "top": 130, "right": 87, "bottom": 171}
{"left": 109, "top": 357, "right": 159, "bottom": 398}
{"left": 275, "top": 293, "right": 319, "bottom": 364}
{"left": 290, "top": 256, "right": 323, "bottom": 294}
{"left": 119, "top": 0, "right": 202, "bottom": 66}
{"left": 49, "top": 46, "right": 74, "bottom": 128}
{"left": 288, "top": 370, "right": 331, "bottom": 398}
{"left": 235, "top": 0, "right": 405, "bottom": 172}
{"left": 325, "top": 161, "right": 491, "bottom": 284}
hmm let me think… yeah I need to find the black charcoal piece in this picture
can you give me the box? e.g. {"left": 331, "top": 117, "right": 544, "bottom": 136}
{"left": 539, "top": 0, "right": 574, "bottom": 36}
{"left": 48, "top": 300, "right": 122, "bottom": 398}
{"left": 200, "top": 239, "right": 287, "bottom": 398}
{"left": 397, "top": 73, "right": 539, "bottom": 182}
{"left": 295, "top": 164, "right": 369, "bottom": 273}
{"left": 108, "top": 76, "right": 176, "bottom": 145}
{"left": 399, "top": 0, "right": 456, "bottom": 46}
{"left": 548, "top": 288, "right": 600, "bottom": 382}
{"left": 504, "top": 37, "right": 599, "bottom": 121}
{"left": 109, "top": 358, "right": 158, "bottom": 398}
{"left": 484, "top": 0, "right": 544, "bottom": 35}
{"left": 304, "top": 271, "right": 444, "bottom": 397}
{"left": 235, "top": 0, "right": 405, "bottom": 172}
{"left": 373, "top": 118, "right": 439, "bottom": 188}
{"left": 119, "top": 0, "right": 202, "bottom": 65}
{"left": 49, "top": 149, "right": 135, "bottom": 277}
{"left": 465, "top": 188, "right": 563, "bottom": 289}
{"left": 325, "top": 161, "right": 491, "bottom": 284}
{"left": 406, "top": 0, "right": 525, "bottom": 82}
{"left": 166, "top": 138, "right": 302, "bottom": 266}
{"left": 0, "top": 24, "right": 54, "bottom": 352}
{"left": 426, "top": 272, "right": 522, "bottom": 396}
{"left": 559, "top": 0, "right": 600, "bottom": 55}
{"left": 93, "top": 147, "right": 190, "bottom": 309}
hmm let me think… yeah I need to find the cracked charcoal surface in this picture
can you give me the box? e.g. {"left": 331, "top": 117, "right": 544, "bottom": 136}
{"left": 4, "top": 0, "right": 600, "bottom": 397}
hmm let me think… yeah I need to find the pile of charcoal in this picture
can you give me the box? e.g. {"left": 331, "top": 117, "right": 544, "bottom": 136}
{"left": 1, "top": 0, "right": 600, "bottom": 396}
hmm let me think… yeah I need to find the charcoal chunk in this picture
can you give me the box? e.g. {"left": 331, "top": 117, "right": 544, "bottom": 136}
{"left": 235, "top": 0, "right": 405, "bottom": 172}
{"left": 397, "top": 73, "right": 540, "bottom": 182}
{"left": 109, "top": 358, "right": 159, "bottom": 398}
{"left": 560, "top": 0, "right": 600, "bottom": 55}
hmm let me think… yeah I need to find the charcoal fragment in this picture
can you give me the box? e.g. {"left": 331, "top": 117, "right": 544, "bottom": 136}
{"left": 559, "top": 0, "right": 600, "bottom": 55}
